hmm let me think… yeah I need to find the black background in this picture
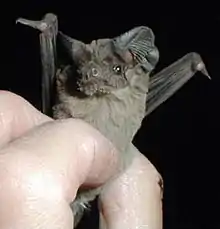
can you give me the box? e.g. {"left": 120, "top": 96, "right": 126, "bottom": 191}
{"left": 2, "top": 1, "right": 220, "bottom": 228}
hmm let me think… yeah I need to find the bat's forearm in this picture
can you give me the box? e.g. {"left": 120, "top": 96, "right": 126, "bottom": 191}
{"left": 145, "top": 52, "right": 210, "bottom": 116}
{"left": 16, "top": 13, "right": 58, "bottom": 116}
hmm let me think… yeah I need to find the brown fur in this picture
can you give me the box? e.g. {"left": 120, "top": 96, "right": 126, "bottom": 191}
{"left": 53, "top": 61, "right": 150, "bottom": 227}
{"left": 52, "top": 28, "right": 157, "bottom": 228}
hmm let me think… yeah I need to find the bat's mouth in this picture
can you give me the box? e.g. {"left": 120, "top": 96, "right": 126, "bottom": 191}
{"left": 76, "top": 79, "right": 114, "bottom": 96}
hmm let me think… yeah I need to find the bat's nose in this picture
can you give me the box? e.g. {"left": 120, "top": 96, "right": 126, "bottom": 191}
{"left": 84, "top": 74, "right": 89, "bottom": 80}
{"left": 91, "top": 68, "right": 99, "bottom": 77}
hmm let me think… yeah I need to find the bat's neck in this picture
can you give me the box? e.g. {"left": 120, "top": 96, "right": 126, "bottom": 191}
{"left": 56, "top": 87, "right": 147, "bottom": 153}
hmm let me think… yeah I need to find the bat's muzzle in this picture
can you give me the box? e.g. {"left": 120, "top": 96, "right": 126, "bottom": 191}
{"left": 77, "top": 78, "right": 113, "bottom": 96}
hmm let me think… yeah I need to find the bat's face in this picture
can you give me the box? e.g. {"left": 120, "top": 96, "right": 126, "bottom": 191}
{"left": 74, "top": 39, "right": 135, "bottom": 96}
{"left": 60, "top": 26, "right": 159, "bottom": 97}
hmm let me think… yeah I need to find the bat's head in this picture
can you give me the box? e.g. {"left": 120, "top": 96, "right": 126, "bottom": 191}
{"left": 59, "top": 27, "right": 159, "bottom": 96}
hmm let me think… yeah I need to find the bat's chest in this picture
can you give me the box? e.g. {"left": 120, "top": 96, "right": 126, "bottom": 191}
{"left": 56, "top": 89, "right": 147, "bottom": 153}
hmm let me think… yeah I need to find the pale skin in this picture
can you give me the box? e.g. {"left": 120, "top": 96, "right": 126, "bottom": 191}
{"left": 0, "top": 91, "right": 162, "bottom": 229}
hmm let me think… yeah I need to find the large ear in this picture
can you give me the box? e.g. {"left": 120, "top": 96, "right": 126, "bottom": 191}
{"left": 58, "top": 32, "right": 90, "bottom": 62}
{"left": 112, "top": 26, "right": 159, "bottom": 72}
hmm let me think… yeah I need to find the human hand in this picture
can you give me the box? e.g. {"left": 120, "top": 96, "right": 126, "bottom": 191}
{"left": 0, "top": 91, "right": 163, "bottom": 229}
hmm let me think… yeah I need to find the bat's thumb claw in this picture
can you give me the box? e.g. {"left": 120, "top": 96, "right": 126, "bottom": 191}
{"left": 16, "top": 14, "right": 57, "bottom": 33}
{"left": 16, "top": 18, "right": 48, "bottom": 31}
{"left": 196, "top": 62, "right": 211, "bottom": 80}
{"left": 202, "top": 69, "right": 211, "bottom": 80}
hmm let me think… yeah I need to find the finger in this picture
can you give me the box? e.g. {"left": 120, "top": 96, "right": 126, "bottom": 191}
{"left": 0, "top": 119, "right": 119, "bottom": 228}
{"left": 99, "top": 148, "right": 163, "bottom": 229}
{"left": 0, "top": 91, "right": 52, "bottom": 147}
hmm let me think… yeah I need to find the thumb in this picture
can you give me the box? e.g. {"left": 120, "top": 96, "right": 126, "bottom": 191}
{"left": 99, "top": 149, "right": 163, "bottom": 229}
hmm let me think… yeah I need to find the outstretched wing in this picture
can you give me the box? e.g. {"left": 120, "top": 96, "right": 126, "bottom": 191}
{"left": 145, "top": 52, "right": 210, "bottom": 116}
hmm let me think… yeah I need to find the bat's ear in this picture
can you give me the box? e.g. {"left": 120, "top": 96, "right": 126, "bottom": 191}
{"left": 113, "top": 26, "right": 159, "bottom": 72}
{"left": 58, "top": 32, "right": 90, "bottom": 62}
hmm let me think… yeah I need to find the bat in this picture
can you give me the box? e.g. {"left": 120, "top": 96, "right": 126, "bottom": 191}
{"left": 16, "top": 13, "right": 210, "bottom": 228}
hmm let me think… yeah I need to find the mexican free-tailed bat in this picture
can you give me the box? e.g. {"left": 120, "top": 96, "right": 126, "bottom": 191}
{"left": 16, "top": 13, "right": 210, "bottom": 228}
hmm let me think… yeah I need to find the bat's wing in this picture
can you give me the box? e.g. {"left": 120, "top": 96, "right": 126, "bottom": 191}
{"left": 16, "top": 13, "right": 58, "bottom": 116}
{"left": 145, "top": 52, "right": 211, "bottom": 116}
{"left": 16, "top": 15, "right": 210, "bottom": 118}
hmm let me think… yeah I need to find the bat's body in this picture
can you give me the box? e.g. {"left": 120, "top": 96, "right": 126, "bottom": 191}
{"left": 54, "top": 65, "right": 149, "bottom": 226}
{"left": 52, "top": 34, "right": 155, "bottom": 225}
{"left": 16, "top": 13, "right": 210, "bottom": 228}
{"left": 54, "top": 66, "right": 148, "bottom": 154}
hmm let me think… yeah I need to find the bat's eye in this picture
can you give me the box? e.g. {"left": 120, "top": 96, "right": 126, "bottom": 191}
{"left": 113, "top": 65, "right": 122, "bottom": 74}
{"left": 91, "top": 68, "right": 99, "bottom": 76}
